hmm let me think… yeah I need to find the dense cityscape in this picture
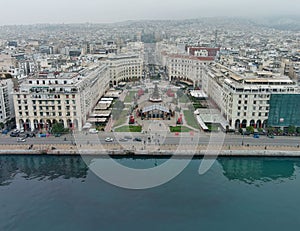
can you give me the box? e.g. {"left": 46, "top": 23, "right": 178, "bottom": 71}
{"left": 1, "top": 13, "right": 300, "bottom": 231}
{"left": 0, "top": 17, "right": 299, "bottom": 137}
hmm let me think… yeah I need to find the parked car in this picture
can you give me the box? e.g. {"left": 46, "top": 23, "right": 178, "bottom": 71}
{"left": 89, "top": 128, "right": 99, "bottom": 134}
{"left": 253, "top": 134, "right": 260, "bottom": 138}
{"left": 10, "top": 132, "right": 20, "bottom": 137}
{"left": 1, "top": 129, "right": 9, "bottom": 135}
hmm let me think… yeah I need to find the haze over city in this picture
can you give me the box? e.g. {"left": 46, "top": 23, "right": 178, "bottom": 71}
{"left": 1, "top": 0, "right": 299, "bottom": 25}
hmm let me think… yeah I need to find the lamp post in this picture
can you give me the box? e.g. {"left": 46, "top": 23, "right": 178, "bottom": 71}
{"left": 242, "top": 131, "right": 244, "bottom": 146}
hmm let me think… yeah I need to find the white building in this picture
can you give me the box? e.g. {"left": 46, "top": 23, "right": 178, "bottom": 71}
{"left": 202, "top": 63, "right": 299, "bottom": 129}
{"left": 102, "top": 54, "right": 143, "bottom": 86}
{"left": 13, "top": 63, "right": 110, "bottom": 131}
{"left": 0, "top": 77, "right": 15, "bottom": 125}
{"left": 166, "top": 54, "right": 213, "bottom": 87}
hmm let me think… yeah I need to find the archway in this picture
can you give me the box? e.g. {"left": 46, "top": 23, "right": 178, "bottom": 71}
{"left": 67, "top": 119, "right": 73, "bottom": 129}
{"left": 250, "top": 120, "right": 255, "bottom": 127}
{"left": 33, "top": 119, "right": 39, "bottom": 130}
{"left": 46, "top": 119, "right": 52, "bottom": 131}
{"left": 39, "top": 119, "right": 44, "bottom": 129}
{"left": 25, "top": 119, "right": 31, "bottom": 131}
{"left": 256, "top": 120, "right": 262, "bottom": 129}
{"left": 235, "top": 119, "right": 240, "bottom": 129}
{"left": 73, "top": 119, "right": 79, "bottom": 129}
{"left": 19, "top": 119, "right": 25, "bottom": 130}
{"left": 262, "top": 120, "right": 268, "bottom": 129}
{"left": 241, "top": 119, "right": 247, "bottom": 128}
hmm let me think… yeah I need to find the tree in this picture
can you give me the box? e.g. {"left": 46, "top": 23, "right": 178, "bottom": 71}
{"left": 51, "top": 123, "right": 66, "bottom": 134}
{"left": 246, "top": 126, "right": 254, "bottom": 134}
{"left": 0, "top": 122, "right": 4, "bottom": 129}
{"left": 288, "top": 125, "right": 296, "bottom": 135}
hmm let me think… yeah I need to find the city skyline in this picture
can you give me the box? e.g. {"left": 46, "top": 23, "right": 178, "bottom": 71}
{"left": 0, "top": 0, "right": 299, "bottom": 25}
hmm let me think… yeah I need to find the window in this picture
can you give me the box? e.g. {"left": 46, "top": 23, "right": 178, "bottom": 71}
{"left": 252, "top": 112, "right": 255, "bottom": 116}
{"left": 244, "top": 106, "right": 247, "bottom": 110}
{"left": 254, "top": 101, "right": 256, "bottom": 104}
{"left": 244, "top": 112, "right": 247, "bottom": 116}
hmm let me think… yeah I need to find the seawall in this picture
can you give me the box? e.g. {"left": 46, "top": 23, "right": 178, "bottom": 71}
{"left": 1, "top": 144, "right": 300, "bottom": 157}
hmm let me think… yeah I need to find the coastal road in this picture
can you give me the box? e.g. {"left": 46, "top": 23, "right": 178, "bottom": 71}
{"left": 1, "top": 132, "right": 299, "bottom": 147}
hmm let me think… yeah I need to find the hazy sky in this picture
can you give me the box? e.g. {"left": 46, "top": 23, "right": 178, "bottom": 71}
{"left": 0, "top": 0, "right": 299, "bottom": 25}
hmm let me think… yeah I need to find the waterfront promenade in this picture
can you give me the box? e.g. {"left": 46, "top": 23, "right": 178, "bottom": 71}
{"left": 1, "top": 138, "right": 300, "bottom": 157}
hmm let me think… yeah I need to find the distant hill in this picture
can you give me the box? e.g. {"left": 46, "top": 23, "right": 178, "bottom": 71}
{"left": 252, "top": 16, "right": 300, "bottom": 31}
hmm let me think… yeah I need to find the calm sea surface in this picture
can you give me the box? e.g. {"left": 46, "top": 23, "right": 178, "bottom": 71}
{"left": 1, "top": 155, "right": 300, "bottom": 231}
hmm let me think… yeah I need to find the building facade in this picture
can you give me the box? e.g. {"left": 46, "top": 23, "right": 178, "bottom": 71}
{"left": 166, "top": 54, "right": 213, "bottom": 87}
{"left": 0, "top": 77, "right": 15, "bottom": 125}
{"left": 202, "top": 63, "right": 299, "bottom": 129}
{"left": 102, "top": 54, "right": 143, "bottom": 86}
{"left": 13, "top": 63, "right": 110, "bottom": 131}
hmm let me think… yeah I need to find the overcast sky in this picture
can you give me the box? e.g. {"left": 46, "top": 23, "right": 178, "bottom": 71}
{"left": 0, "top": 0, "right": 299, "bottom": 25}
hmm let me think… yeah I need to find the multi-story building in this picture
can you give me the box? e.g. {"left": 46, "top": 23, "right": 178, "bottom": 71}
{"left": 202, "top": 63, "right": 299, "bottom": 129}
{"left": 13, "top": 63, "right": 110, "bottom": 131}
{"left": 101, "top": 54, "right": 143, "bottom": 86}
{"left": 166, "top": 54, "right": 213, "bottom": 87}
{"left": 0, "top": 76, "right": 15, "bottom": 125}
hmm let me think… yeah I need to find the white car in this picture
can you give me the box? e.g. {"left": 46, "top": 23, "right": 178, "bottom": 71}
{"left": 105, "top": 137, "right": 114, "bottom": 142}
{"left": 17, "top": 137, "right": 26, "bottom": 142}
{"left": 89, "top": 128, "right": 99, "bottom": 134}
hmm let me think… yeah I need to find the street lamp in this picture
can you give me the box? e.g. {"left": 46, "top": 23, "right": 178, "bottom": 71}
{"left": 242, "top": 131, "right": 244, "bottom": 145}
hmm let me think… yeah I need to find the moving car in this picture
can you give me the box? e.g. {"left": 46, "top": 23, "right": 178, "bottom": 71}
{"left": 133, "top": 137, "right": 142, "bottom": 142}
{"left": 105, "top": 137, "right": 114, "bottom": 142}
{"left": 119, "top": 138, "right": 128, "bottom": 142}
{"left": 17, "top": 137, "right": 26, "bottom": 142}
